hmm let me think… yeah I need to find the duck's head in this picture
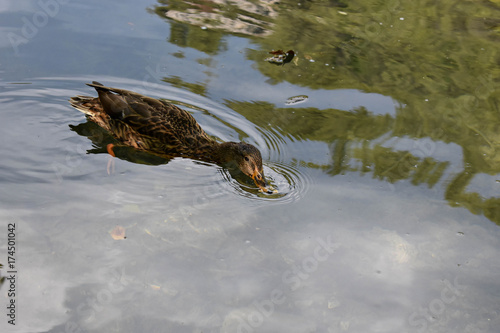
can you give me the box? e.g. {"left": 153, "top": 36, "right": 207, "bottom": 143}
{"left": 218, "top": 142, "right": 271, "bottom": 193}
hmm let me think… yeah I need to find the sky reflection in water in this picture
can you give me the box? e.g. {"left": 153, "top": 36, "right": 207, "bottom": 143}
{"left": 0, "top": 0, "right": 500, "bottom": 332}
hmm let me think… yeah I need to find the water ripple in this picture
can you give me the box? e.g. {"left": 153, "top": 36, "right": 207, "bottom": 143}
{"left": 6, "top": 77, "right": 310, "bottom": 202}
{"left": 162, "top": 90, "right": 310, "bottom": 202}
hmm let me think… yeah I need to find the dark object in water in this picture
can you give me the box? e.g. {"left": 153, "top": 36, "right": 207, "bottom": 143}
{"left": 265, "top": 49, "right": 295, "bottom": 66}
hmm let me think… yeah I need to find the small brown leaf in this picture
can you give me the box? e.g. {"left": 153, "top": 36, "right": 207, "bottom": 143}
{"left": 110, "top": 225, "right": 126, "bottom": 240}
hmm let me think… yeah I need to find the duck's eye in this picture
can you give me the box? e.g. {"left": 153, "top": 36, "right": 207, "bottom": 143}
{"left": 244, "top": 156, "right": 250, "bottom": 162}
{"left": 256, "top": 174, "right": 262, "bottom": 180}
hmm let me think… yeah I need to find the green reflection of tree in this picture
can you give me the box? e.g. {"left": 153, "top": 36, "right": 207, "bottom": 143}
{"left": 162, "top": 75, "right": 207, "bottom": 96}
{"left": 150, "top": 0, "right": 275, "bottom": 54}
{"left": 149, "top": 0, "right": 500, "bottom": 224}
{"left": 168, "top": 21, "right": 224, "bottom": 55}
{"left": 227, "top": 100, "right": 500, "bottom": 225}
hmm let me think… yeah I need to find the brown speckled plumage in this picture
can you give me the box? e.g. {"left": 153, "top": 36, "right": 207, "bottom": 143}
{"left": 69, "top": 81, "right": 270, "bottom": 192}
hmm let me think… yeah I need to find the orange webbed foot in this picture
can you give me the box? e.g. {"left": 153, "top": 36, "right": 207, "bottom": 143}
{"left": 107, "top": 143, "right": 116, "bottom": 175}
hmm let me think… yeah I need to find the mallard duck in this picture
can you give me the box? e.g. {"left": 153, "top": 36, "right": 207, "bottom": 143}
{"left": 69, "top": 81, "right": 270, "bottom": 192}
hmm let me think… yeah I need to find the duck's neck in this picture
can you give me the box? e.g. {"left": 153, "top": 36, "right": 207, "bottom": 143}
{"left": 205, "top": 141, "right": 238, "bottom": 164}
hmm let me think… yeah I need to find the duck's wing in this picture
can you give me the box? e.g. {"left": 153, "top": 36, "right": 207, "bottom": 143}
{"left": 86, "top": 82, "right": 211, "bottom": 145}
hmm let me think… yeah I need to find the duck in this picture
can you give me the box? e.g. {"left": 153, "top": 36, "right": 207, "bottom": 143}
{"left": 69, "top": 81, "right": 270, "bottom": 193}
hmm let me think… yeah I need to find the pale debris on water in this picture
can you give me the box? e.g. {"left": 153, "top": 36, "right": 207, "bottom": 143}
{"left": 110, "top": 225, "right": 126, "bottom": 240}
{"left": 285, "top": 95, "right": 308, "bottom": 105}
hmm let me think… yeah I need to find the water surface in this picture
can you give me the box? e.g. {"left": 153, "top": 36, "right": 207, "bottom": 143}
{"left": 1, "top": 0, "right": 500, "bottom": 332}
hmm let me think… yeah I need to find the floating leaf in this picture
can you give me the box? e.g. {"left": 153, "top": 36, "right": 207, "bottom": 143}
{"left": 265, "top": 49, "right": 295, "bottom": 66}
{"left": 110, "top": 225, "right": 126, "bottom": 240}
{"left": 285, "top": 95, "right": 308, "bottom": 105}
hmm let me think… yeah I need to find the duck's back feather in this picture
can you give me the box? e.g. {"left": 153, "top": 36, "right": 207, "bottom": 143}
{"left": 69, "top": 82, "right": 215, "bottom": 156}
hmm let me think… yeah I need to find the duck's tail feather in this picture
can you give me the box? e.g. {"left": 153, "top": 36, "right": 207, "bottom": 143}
{"left": 69, "top": 95, "right": 98, "bottom": 116}
{"left": 86, "top": 81, "right": 106, "bottom": 91}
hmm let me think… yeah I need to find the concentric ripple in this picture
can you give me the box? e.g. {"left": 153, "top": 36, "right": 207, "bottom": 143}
{"left": 162, "top": 94, "right": 311, "bottom": 202}
{"left": 217, "top": 118, "right": 312, "bottom": 202}
{"left": 219, "top": 161, "right": 310, "bottom": 202}
{"left": 264, "top": 161, "right": 311, "bottom": 201}
{"left": 36, "top": 76, "right": 311, "bottom": 202}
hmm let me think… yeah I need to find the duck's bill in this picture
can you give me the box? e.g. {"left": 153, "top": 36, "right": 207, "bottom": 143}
{"left": 251, "top": 170, "right": 277, "bottom": 194}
